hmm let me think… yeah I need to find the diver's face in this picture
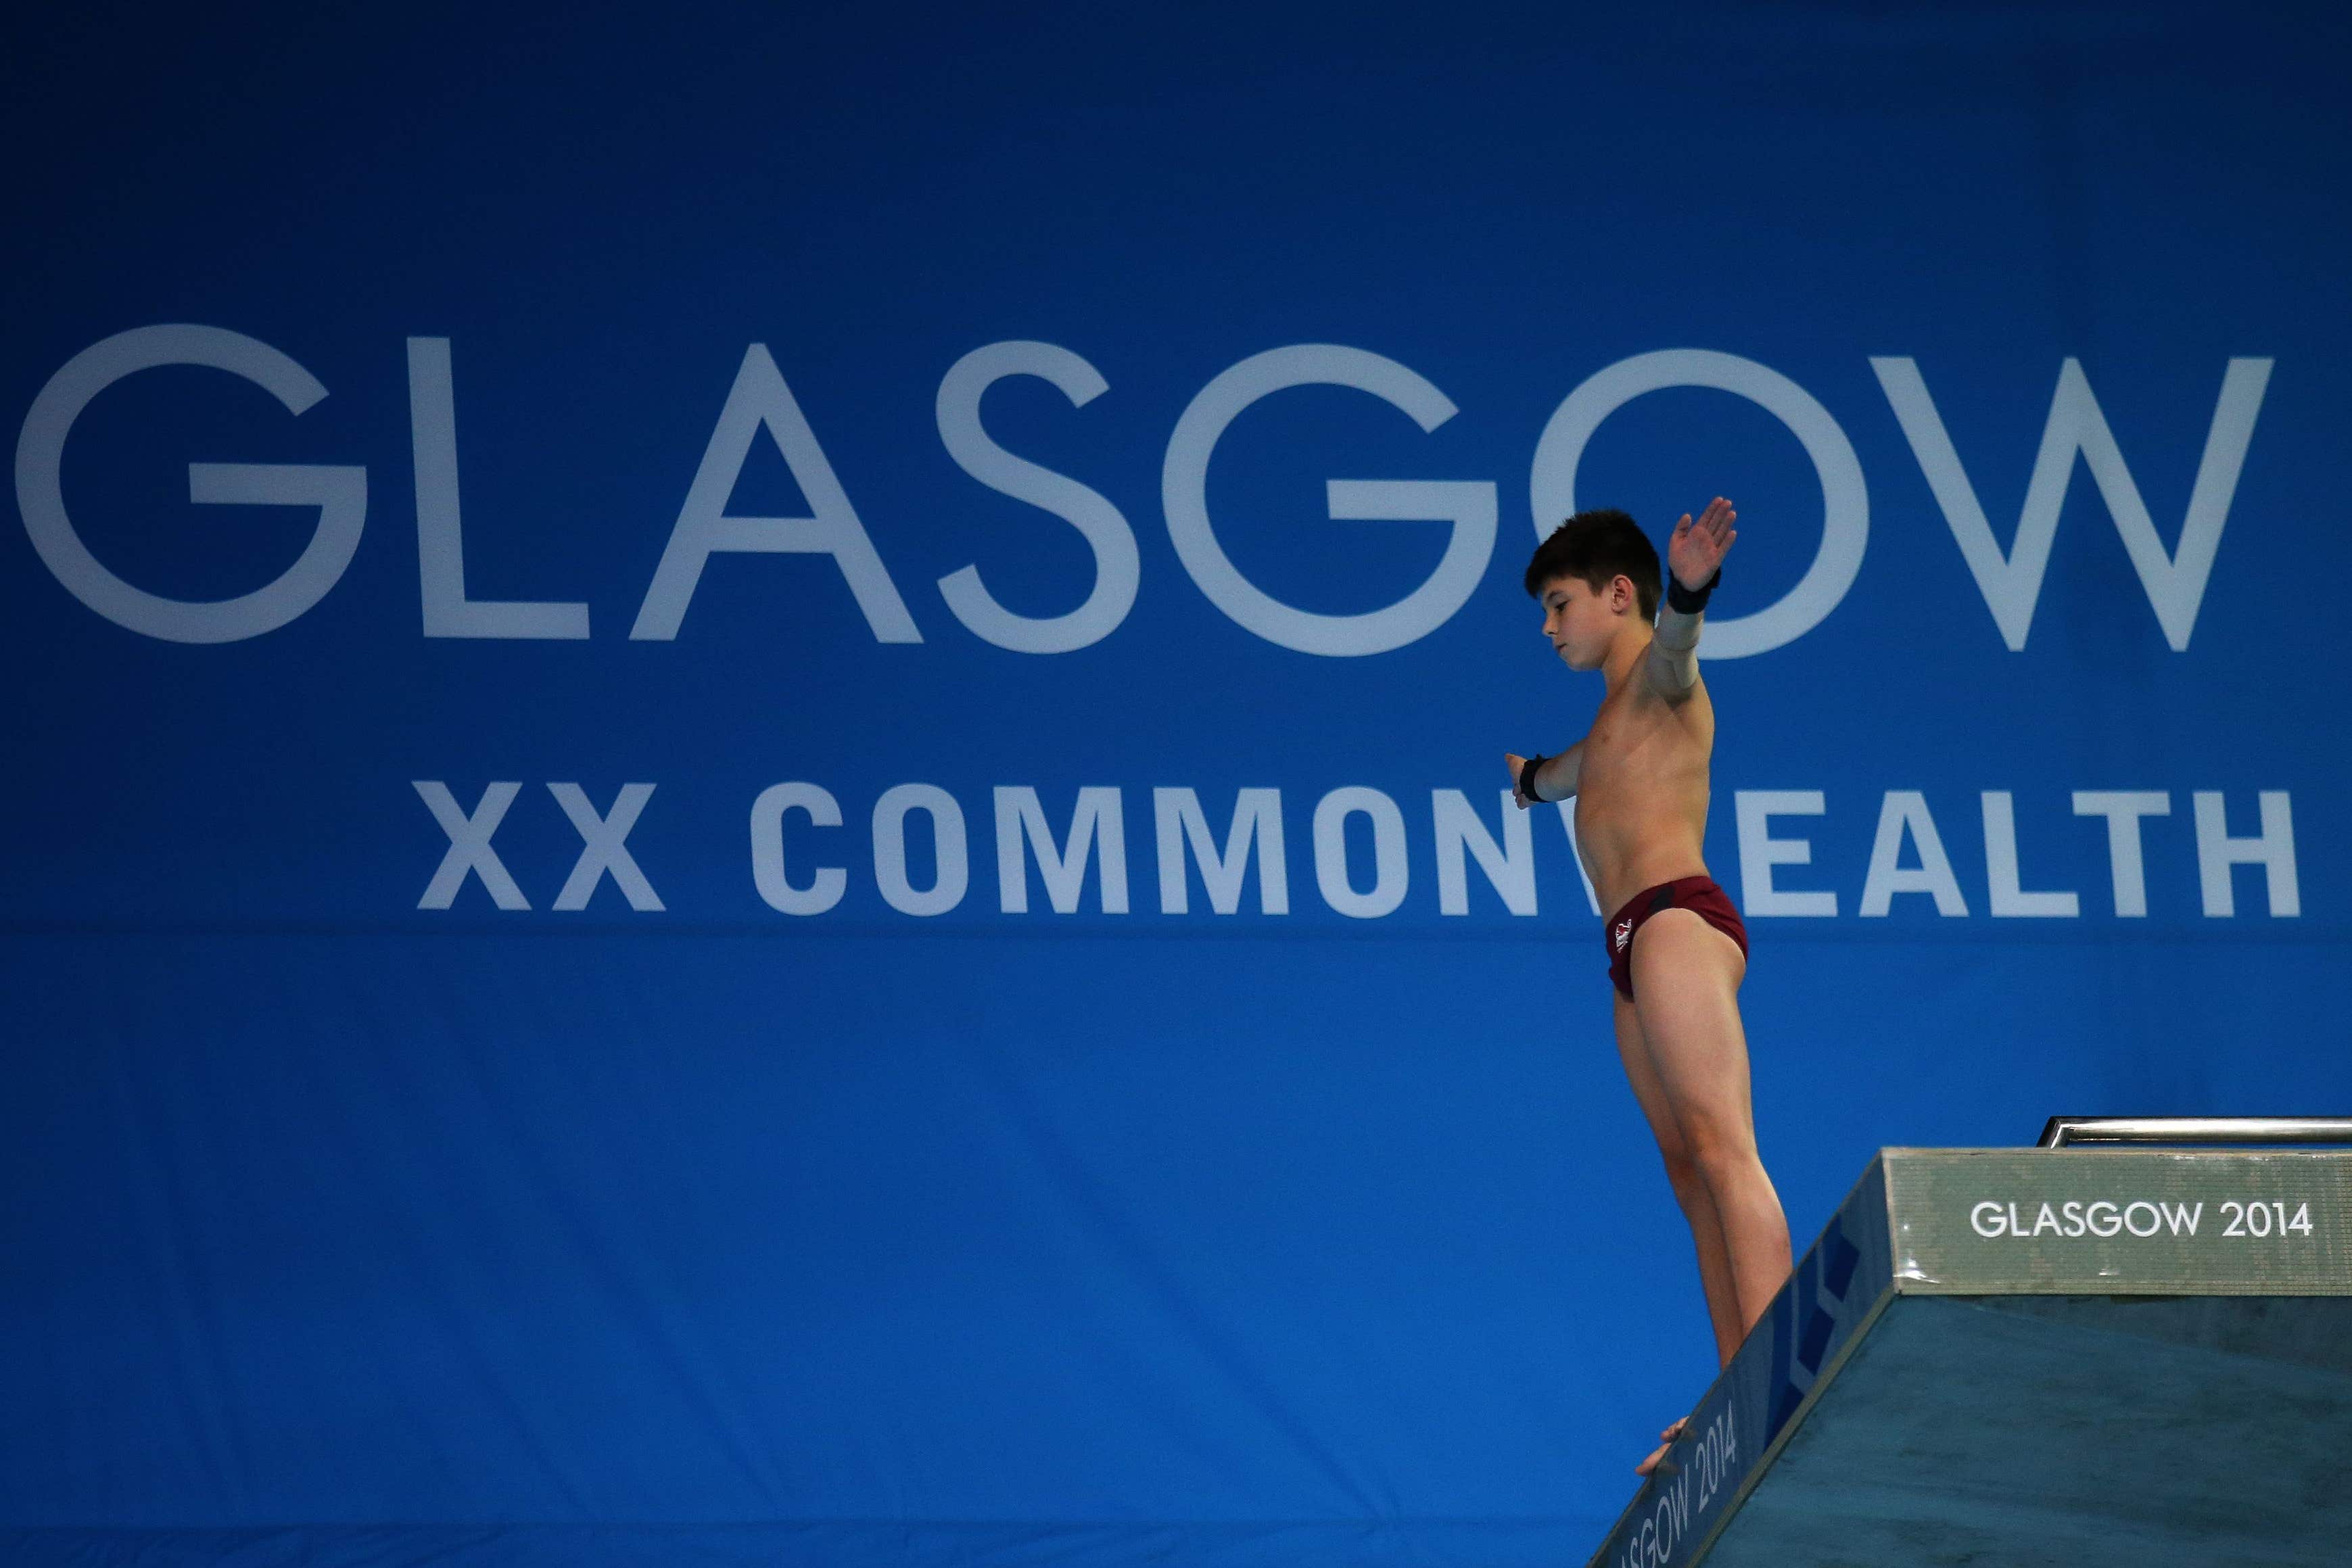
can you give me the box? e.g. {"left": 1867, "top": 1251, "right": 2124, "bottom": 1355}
{"left": 1538, "top": 575, "right": 1625, "bottom": 670}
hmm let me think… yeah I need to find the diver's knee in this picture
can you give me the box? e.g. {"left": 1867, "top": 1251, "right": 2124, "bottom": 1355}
{"left": 1660, "top": 1144, "right": 1705, "bottom": 1202}
{"left": 1683, "top": 1119, "right": 1758, "bottom": 1184}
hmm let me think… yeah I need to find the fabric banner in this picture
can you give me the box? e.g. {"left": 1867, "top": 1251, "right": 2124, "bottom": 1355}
{"left": 4, "top": 3, "right": 2347, "bottom": 1561}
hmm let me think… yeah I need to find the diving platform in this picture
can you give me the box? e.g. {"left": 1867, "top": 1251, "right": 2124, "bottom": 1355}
{"left": 1589, "top": 1124, "right": 2352, "bottom": 1567}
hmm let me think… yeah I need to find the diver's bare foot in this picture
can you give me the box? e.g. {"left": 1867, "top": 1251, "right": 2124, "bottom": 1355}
{"left": 1634, "top": 1417, "right": 1691, "bottom": 1477}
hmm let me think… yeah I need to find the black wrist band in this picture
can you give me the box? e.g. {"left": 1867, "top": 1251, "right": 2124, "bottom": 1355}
{"left": 1518, "top": 754, "right": 1547, "bottom": 803}
{"left": 1666, "top": 568, "right": 1720, "bottom": 615}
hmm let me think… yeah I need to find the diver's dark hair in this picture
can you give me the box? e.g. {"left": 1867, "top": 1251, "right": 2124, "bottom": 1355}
{"left": 1523, "top": 508, "right": 1660, "bottom": 621}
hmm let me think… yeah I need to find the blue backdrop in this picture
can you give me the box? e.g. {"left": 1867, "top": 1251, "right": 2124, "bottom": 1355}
{"left": 5, "top": 3, "right": 2349, "bottom": 1563}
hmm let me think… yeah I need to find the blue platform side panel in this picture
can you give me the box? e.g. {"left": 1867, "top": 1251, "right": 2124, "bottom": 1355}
{"left": 1588, "top": 1160, "right": 1894, "bottom": 1568}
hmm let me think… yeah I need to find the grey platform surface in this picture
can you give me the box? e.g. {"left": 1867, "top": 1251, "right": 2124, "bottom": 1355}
{"left": 1587, "top": 1148, "right": 2352, "bottom": 1568}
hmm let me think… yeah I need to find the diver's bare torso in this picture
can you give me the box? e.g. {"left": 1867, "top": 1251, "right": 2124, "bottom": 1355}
{"left": 1570, "top": 650, "right": 1714, "bottom": 916}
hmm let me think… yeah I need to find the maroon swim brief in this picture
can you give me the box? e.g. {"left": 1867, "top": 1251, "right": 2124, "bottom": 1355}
{"left": 1605, "top": 876, "right": 1749, "bottom": 1001}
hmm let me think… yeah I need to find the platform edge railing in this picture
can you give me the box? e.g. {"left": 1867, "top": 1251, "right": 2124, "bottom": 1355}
{"left": 2038, "top": 1115, "right": 2352, "bottom": 1148}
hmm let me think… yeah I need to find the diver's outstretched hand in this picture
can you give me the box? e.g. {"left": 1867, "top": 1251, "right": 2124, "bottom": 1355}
{"left": 1667, "top": 498, "right": 1737, "bottom": 592}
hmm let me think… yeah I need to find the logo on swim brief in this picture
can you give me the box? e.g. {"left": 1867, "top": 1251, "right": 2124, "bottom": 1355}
{"left": 1614, "top": 918, "right": 1633, "bottom": 953}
